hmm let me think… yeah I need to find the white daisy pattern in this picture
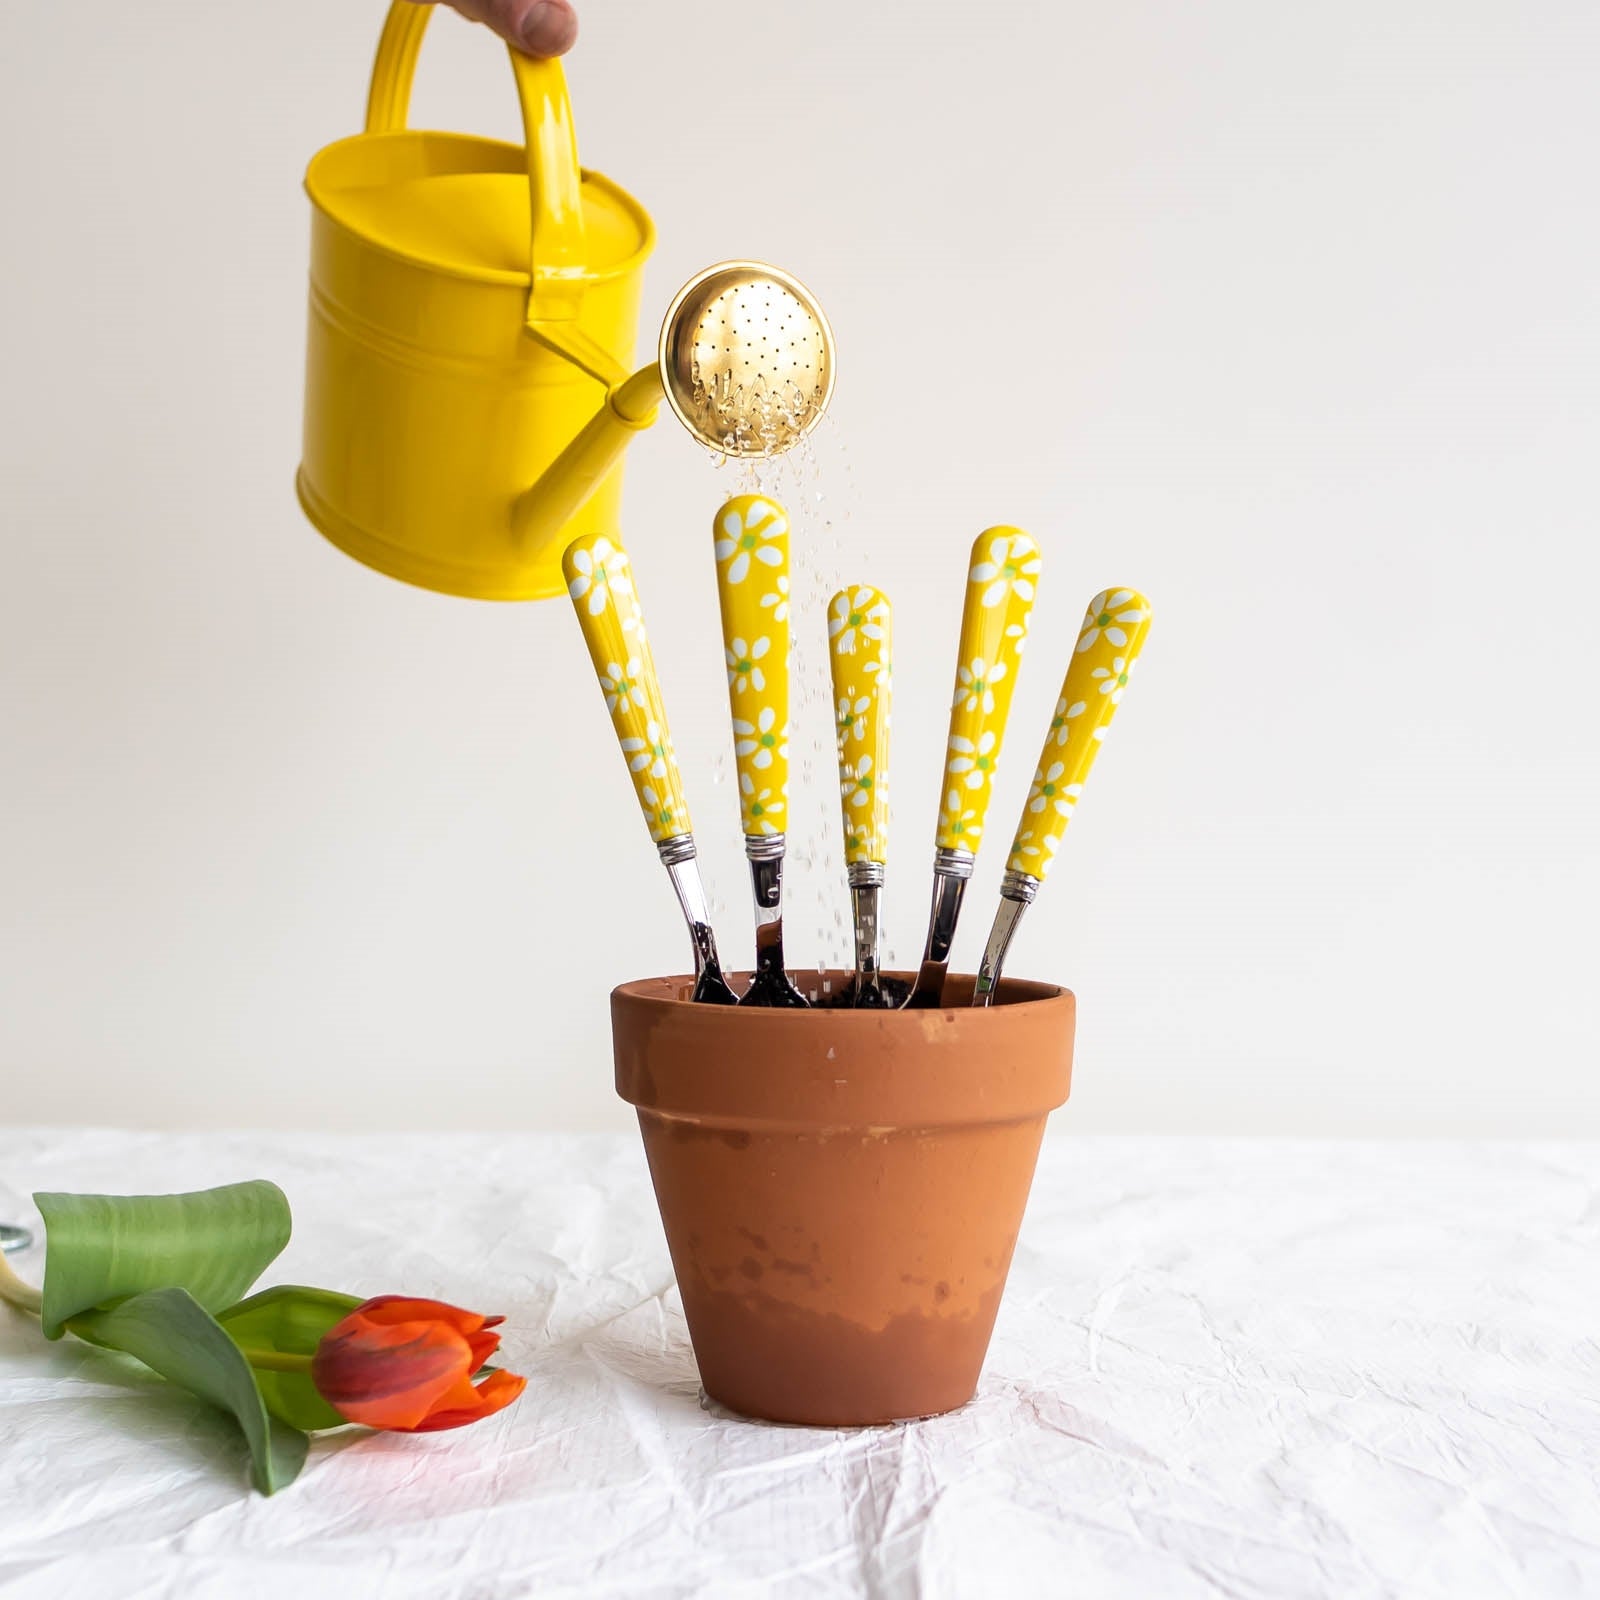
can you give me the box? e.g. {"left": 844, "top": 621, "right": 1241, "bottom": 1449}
{"left": 713, "top": 497, "right": 787, "bottom": 586}
{"left": 1050, "top": 697, "right": 1086, "bottom": 747}
{"left": 759, "top": 575, "right": 790, "bottom": 623}
{"left": 939, "top": 787, "right": 983, "bottom": 848}
{"left": 1008, "top": 828, "right": 1061, "bottom": 876}
{"left": 599, "top": 658, "right": 641, "bottom": 715}
{"left": 836, "top": 692, "right": 871, "bottom": 743}
{"left": 968, "top": 531, "right": 1042, "bottom": 609}
{"left": 1076, "top": 589, "right": 1149, "bottom": 654}
{"left": 953, "top": 656, "right": 1007, "bottom": 715}
{"left": 733, "top": 706, "right": 787, "bottom": 770}
{"left": 829, "top": 587, "right": 890, "bottom": 656}
{"left": 1091, "top": 656, "right": 1133, "bottom": 703}
{"left": 739, "top": 772, "right": 785, "bottom": 835}
{"left": 619, "top": 719, "right": 672, "bottom": 780}
{"left": 564, "top": 536, "right": 632, "bottom": 617}
{"left": 947, "top": 729, "right": 998, "bottom": 790}
{"left": 843, "top": 754, "right": 876, "bottom": 809}
{"left": 725, "top": 635, "right": 771, "bottom": 695}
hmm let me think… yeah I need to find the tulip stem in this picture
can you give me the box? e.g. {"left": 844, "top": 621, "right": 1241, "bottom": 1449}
{"left": 0, "top": 1250, "right": 43, "bottom": 1316}
{"left": 238, "top": 1348, "right": 313, "bottom": 1374}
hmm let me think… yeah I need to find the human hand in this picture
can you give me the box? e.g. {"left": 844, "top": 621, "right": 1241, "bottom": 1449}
{"left": 409, "top": 0, "right": 578, "bottom": 57}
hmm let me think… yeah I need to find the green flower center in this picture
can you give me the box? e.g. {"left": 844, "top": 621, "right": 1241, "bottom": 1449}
{"left": 1097, "top": 611, "right": 1111, "bottom": 627}
{"left": 735, "top": 656, "right": 753, "bottom": 674}
{"left": 739, "top": 532, "right": 758, "bottom": 551}
{"left": 849, "top": 610, "right": 864, "bottom": 627}
{"left": 759, "top": 732, "right": 777, "bottom": 750}
{"left": 1117, "top": 671, "right": 1128, "bottom": 686}
{"left": 857, "top": 774, "right": 873, "bottom": 792}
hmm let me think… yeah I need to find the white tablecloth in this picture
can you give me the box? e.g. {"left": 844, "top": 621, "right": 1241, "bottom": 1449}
{"left": 1, "top": 1131, "right": 1596, "bottom": 1599}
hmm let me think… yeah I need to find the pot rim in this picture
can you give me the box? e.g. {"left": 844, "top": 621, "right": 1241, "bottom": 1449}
{"left": 612, "top": 970, "right": 1076, "bottom": 1129}
{"left": 611, "top": 970, "right": 1068, "bottom": 1019}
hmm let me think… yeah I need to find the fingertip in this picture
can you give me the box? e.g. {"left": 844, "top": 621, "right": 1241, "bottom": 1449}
{"left": 520, "top": 0, "right": 578, "bottom": 57}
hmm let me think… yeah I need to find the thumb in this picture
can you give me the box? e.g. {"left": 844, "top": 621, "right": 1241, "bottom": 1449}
{"left": 464, "top": 0, "right": 579, "bottom": 57}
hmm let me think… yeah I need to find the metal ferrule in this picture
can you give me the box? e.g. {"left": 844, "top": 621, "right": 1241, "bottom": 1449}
{"left": 847, "top": 860, "right": 885, "bottom": 890}
{"left": 933, "top": 846, "right": 976, "bottom": 881}
{"left": 743, "top": 831, "right": 786, "bottom": 866}
{"left": 1000, "top": 869, "right": 1039, "bottom": 904}
{"left": 655, "top": 834, "right": 698, "bottom": 868}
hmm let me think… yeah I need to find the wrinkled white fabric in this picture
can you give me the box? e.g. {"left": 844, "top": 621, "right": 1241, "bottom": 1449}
{"left": 0, "top": 1132, "right": 1596, "bottom": 1599}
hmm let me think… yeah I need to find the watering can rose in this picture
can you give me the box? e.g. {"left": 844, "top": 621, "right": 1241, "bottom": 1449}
{"left": 311, "top": 1296, "right": 527, "bottom": 1432}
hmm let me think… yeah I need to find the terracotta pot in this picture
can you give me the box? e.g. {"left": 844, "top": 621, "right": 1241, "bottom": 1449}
{"left": 612, "top": 970, "right": 1075, "bottom": 1426}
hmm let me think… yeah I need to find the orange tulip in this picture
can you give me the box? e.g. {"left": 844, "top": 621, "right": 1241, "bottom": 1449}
{"left": 311, "top": 1295, "right": 527, "bottom": 1432}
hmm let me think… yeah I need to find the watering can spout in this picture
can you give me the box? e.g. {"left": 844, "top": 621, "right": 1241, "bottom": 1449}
{"left": 511, "top": 365, "right": 666, "bottom": 563}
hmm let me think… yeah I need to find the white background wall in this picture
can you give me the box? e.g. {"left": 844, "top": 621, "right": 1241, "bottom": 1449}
{"left": 1, "top": 1, "right": 1596, "bottom": 1136}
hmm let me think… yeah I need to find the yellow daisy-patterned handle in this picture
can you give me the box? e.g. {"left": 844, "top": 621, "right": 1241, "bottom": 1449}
{"left": 828, "top": 585, "right": 892, "bottom": 864}
{"left": 934, "top": 526, "right": 1042, "bottom": 853}
{"left": 712, "top": 494, "right": 791, "bottom": 838}
{"left": 562, "top": 532, "right": 691, "bottom": 845}
{"left": 1006, "top": 587, "right": 1152, "bottom": 880}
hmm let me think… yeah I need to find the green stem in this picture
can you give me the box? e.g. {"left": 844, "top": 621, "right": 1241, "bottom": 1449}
{"left": 0, "top": 1249, "right": 43, "bottom": 1316}
{"left": 238, "top": 1347, "right": 313, "bottom": 1374}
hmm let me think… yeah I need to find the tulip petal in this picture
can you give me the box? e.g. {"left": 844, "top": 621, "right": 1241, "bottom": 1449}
{"left": 310, "top": 1297, "right": 525, "bottom": 1433}
{"left": 408, "top": 1369, "right": 529, "bottom": 1434}
{"left": 466, "top": 1327, "right": 502, "bottom": 1373}
{"left": 348, "top": 1296, "right": 495, "bottom": 1338}
{"left": 313, "top": 1315, "right": 473, "bottom": 1431}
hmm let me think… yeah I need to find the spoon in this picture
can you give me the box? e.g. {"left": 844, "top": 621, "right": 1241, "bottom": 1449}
{"left": 903, "top": 527, "right": 1042, "bottom": 1009}
{"left": 712, "top": 494, "right": 808, "bottom": 1008}
{"left": 827, "top": 585, "right": 893, "bottom": 1006}
{"left": 563, "top": 531, "right": 738, "bottom": 1004}
{"left": 972, "top": 588, "right": 1152, "bottom": 1004}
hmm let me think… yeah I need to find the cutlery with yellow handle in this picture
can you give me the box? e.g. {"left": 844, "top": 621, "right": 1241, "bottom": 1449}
{"left": 972, "top": 588, "right": 1152, "bottom": 1004}
{"left": 828, "top": 585, "right": 892, "bottom": 1007}
{"left": 712, "top": 494, "right": 808, "bottom": 1007}
{"left": 903, "top": 528, "right": 1042, "bottom": 1008}
{"left": 563, "top": 531, "right": 739, "bottom": 1005}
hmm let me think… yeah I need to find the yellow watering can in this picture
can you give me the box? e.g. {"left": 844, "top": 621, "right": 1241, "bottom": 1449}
{"left": 299, "top": 3, "right": 834, "bottom": 601}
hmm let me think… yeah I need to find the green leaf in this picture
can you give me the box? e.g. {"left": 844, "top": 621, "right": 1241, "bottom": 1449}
{"left": 35, "top": 1181, "right": 291, "bottom": 1339}
{"left": 71, "top": 1287, "right": 308, "bottom": 1494}
{"left": 218, "top": 1284, "right": 364, "bottom": 1430}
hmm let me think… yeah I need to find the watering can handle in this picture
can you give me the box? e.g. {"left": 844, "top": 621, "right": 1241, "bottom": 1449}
{"left": 364, "top": 1, "right": 588, "bottom": 323}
